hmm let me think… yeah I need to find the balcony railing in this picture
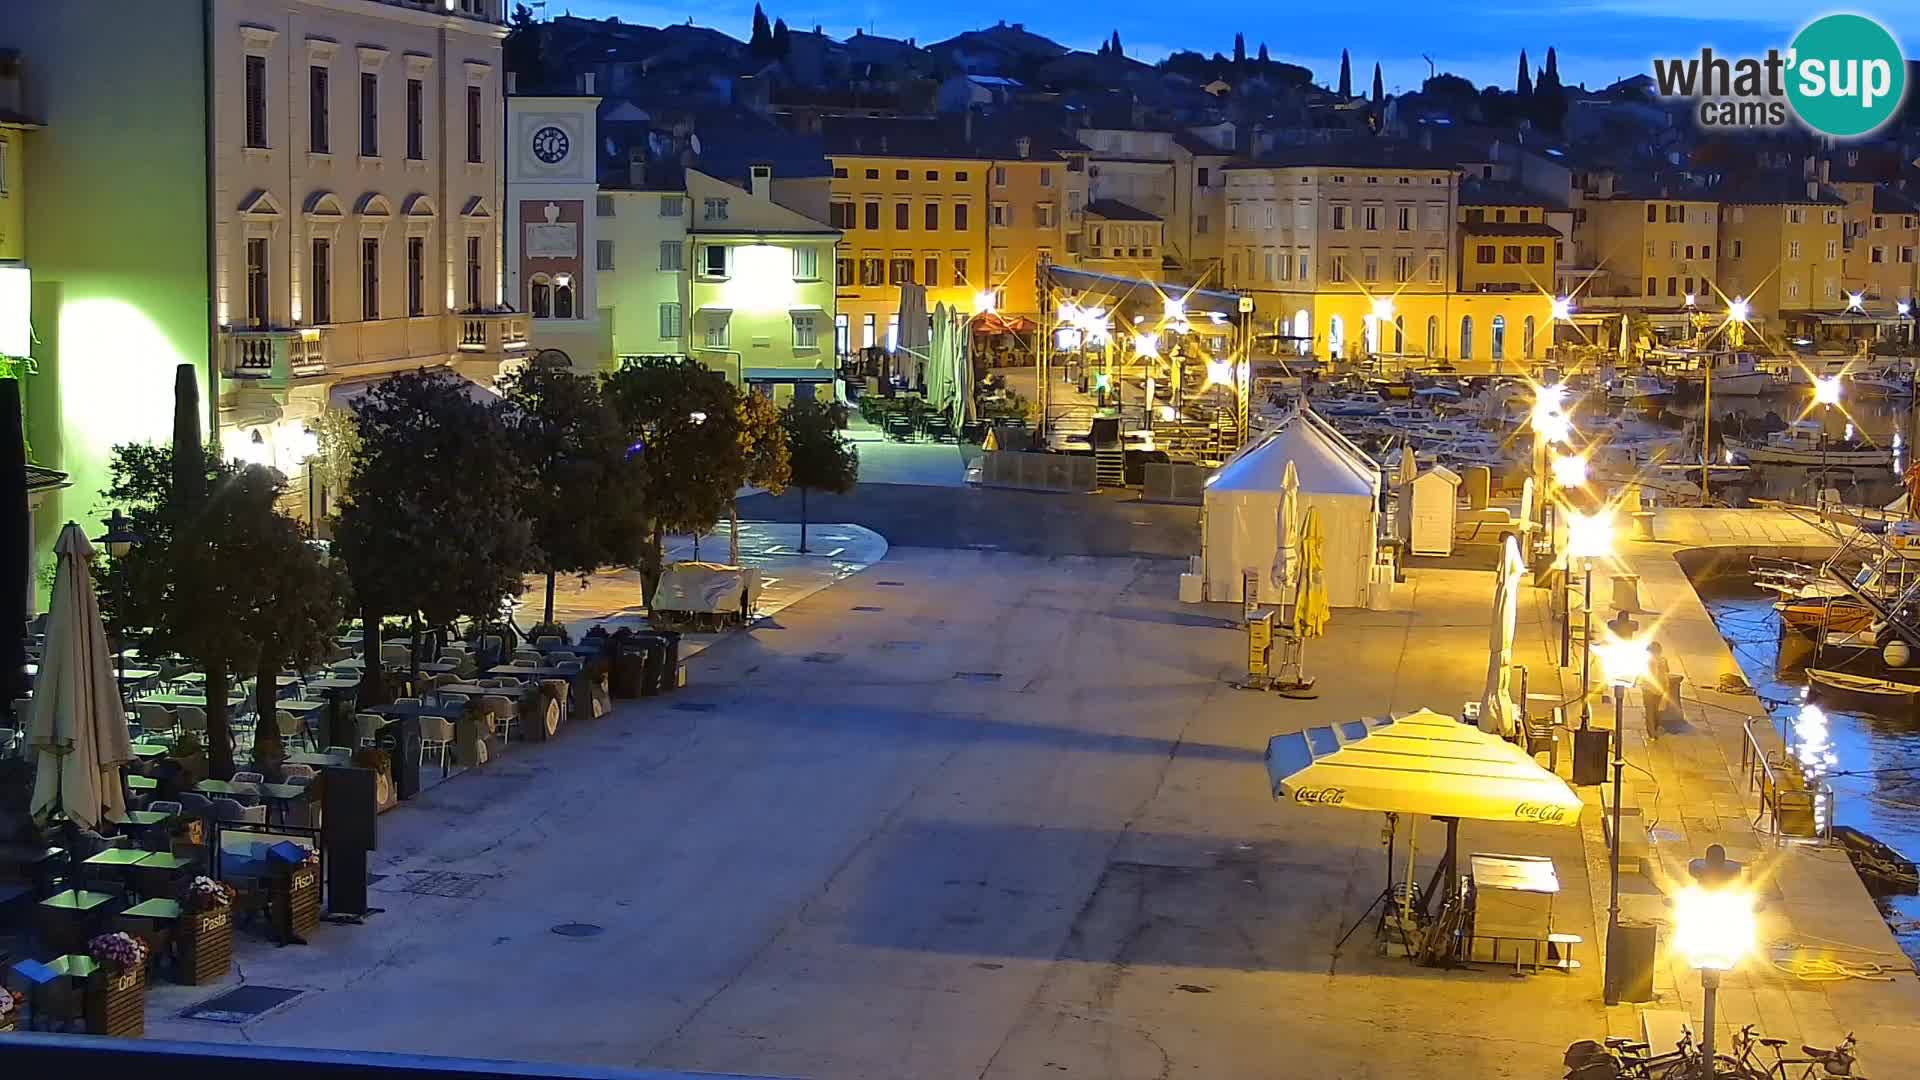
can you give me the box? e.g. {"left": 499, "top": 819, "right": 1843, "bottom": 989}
{"left": 457, "top": 311, "right": 530, "bottom": 355}
{"left": 220, "top": 328, "right": 326, "bottom": 386}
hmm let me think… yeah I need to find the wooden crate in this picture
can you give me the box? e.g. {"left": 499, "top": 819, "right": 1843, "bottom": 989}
{"left": 175, "top": 908, "right": 234, "bottom": 985}
{"left": 83, "top": 966, "right": 144, "bottom": 1038}
{"left": 270, "top": 865, "right": 321, "bottom": 941}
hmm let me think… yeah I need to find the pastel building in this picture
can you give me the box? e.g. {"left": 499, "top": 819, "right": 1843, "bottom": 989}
{"left": 7, "top": 0, "right": 514, "bottom": 561}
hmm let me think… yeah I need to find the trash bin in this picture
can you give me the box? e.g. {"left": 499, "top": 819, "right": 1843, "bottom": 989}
{"left": 1571, "top": 725, "right": 1610, "bottom": 786}
{"left": 608, "top": 630, "right": 648, "bottom": 699}
{"left": 654, "top": 630, "right": 682, "bottom": 692}
{"left": 1607, "top": 919, "right": 1658, "bottom": 1003}
{"left": 632, "top": 633, "right": 667, "bottom": 697}
{"left": 379, "top": 715, "right": 423, "bottom": 800}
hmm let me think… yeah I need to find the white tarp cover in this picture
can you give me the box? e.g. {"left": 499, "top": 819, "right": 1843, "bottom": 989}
{"left": 1204, "top": 411, "right": 1378, "bottom": 607}
{"left": 651, "top": 562, "right": 763, "bottom": 615}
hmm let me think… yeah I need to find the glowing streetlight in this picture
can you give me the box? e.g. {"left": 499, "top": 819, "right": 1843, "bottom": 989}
{"left": 1683, "top": 292, "right": 1697, "bottom": 308}
{"left": 1550, "top": 452, "right": 1588, "bottom": 489}
{"left": 1594, "top": 624, "right": 1651, "bottom": 1007}
{"left": 1671, "top": 845, "right": 1754, "bottom": 1062}
{"left": 1812, "top": 374, "right": 1843, "bottom": 407}
{"left": 1900, "top": 300, "right": 1912, "bottom": 317}
{"left": 1133, "top": 333, "right": 1159, "bottom": 358}
{"left": 1565, "top": 509, "right": 1615, "bottom": 563}
{"left": 1846, "top": 291, "right": 1865, "bottom": 312}
{"left": 1370, "top": 297, "right": 1395, "bottom": 321}
{"left": 1550, "top": 296, "right": 1574, "bottom": 321}
{"left": 973, "top": 290, "right": 996, "bottom": 315}
{"left": 1204, "top": 357, "right": 1236, "bottom": 388}
{"left": 1163, "top": 296, "right": 1186, "bottom": 321}
{"left": 1728, "top": 297, "right": 1752, "bottom": 323}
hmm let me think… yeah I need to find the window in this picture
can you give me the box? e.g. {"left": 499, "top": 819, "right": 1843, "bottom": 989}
{"left": 1788, "top": 240, "right": 1802, "bottom": 260}
{"left": 703, "top": 198, "right": 729, "bottom": 222}
{"left": 1646, "top": 276, "right": 1657, "bottom": 295}
{"left": 1903, "top": 247, "right": 1917, "bottom": 264}
{"left": 925, "top": 170, "right": 938, "bottom": 181}
{"left": 1826, "top": 240, "right": 1839, "bottom": 259}
{"left": 245, "top": 237, "right": 268, "bottom": 326}
{"left": 889, "top": 257, "right": 913, "bottom": 285}
{"left": 1683, "top": 276, "right": 1694, "bottom": 295}
{"left": 658, "top": 241, "right": 682, "bottom": 271}
{"left": 360, "top": 72, "right": 378, "bottom": 157}
{"left": 703, "top": 313, "right": 729, "bottom": 348}
{"left": 1040, "top": 168, "right": 1052, "bottom": 188}
{"left": 1036, "top": 203, "right": 1055, "bottom": 228}
{"left": 865, "top": 168, "right": 879, "bottom": 180}
{"left": 887, "top": 314, "right": 899, "bottom": 350}
{"left": 1196, "top": 213, "right": 1209, "bottom": 235}
{"left": 1298, "top": 253, "right": 1310, "bottom": 281}
{"left": 1395, "top": 255, "right": 1412, "bottom": 282}
{"left": 858, "top": 313, "right": 875, "bottom": 348}
{"left": 1491, "top": 314, "right": 1505, "bottom": 361}
{"left": 859, "top": 256, "right": 883, "bottom": 287}
{"left": 952, "top": 256, "right": 968, "bottom": 285}
{"left": 925, "top": 202, "right": 939, "bottom": 231}
{"left": 1426, "top": 252, "right": 1442, "bottom": 283}
{"left": 1872, "top": 245, "right": 1887, "bottom": 264}
{"left": 1331, "top": 205, "right": 1349, "bottom": 230}
{"left": 1645, "top": 239, "right": 1657, "bottom": 258}
{"left": 596, "top": 238, "right": 615, "bottom": 271}
{"left": 835, "top": 313, "right": 849, "bottom": 354}
{"left": 309, "top": 66, "right": 329, "bottom": 153}
{"left": 1459, "top": 315, "right": 1473, "bottom": 359}
{"left": 530, "top": 277, "right": 550, "bottom": 318}
{"left": 403, "top": 236, "right": 424, "bottom": 316}
{"left": 1263, "top": 252, "right": 1276, "bottom": 281}
{"left": 465, "top": 235, "right": 481, "bottom": 309}
{"left": 1824, "top": 210, "right": 1840, "bottom": 225}
{"left": 1425, "top": 315, "right": 1439, "bottom": 356}
{"left": 1397, "top": 206, "right": 1412, "bottom": 231}
{"left": 595, "top": 195, "right": 614, "bottom": 217}
{"left": 1362, "top": 206, "right": 1380, "bottom": 230}
{"left": 553, "top": 279, "right": 575, "bottom": 318}
{"left": 1669, "top": 240, "right": 1679, "bottom": 258}
{"left": 1423, "top": 203, "right": 1446, "bottom": 230}
{"left": 1363, "top": 254, "right": 1378, "bottom": 281}
{"left": 405, "top": 78, "right": 424, "bottom": 160}
{"left": 793, "top": 313, "right": 818, "bottom": 349}
{"left": 792, "top": 246, "right": 819, "bottom": 280}
{"left": 829, "top": 202, "right": 855, "bottom": 230}
{"left": 660, "top": 196, "right": 683, "bottom": 217}
{"left": 704, "top": 244, "right": 729, "bottom": 277}
{"left": 245, "top": 54, "right": 268, "bottom": 149}
{"left": 1788, "top": 207, "right": 1805, "bottom": 224}
{"left": 1731, "top": 240, "right": 1743, "bottom": 258}
{"left": 467, "top": 85, "right": 483, "bottom": 163}
{"left": 1703, "top": 244, "right": 1712, "bottom": 259}
{"left": 361, "top": 238, "right": 380, "bottom": 319}
{"left": 894, "top": 169, "right": 909, "bottom": 181}
{"left": 990, "top": 248, "right": 1009, "bottom": 274}
{"left": 835, "top": 258, "right": 853, "bottom": 287}
{"left": 311, "top": 238, "right": 332, "bottom": 323}
{"left": 864, "top": 201, "right": 880, "bottom": 230}
{"left": 832, "top": 166, "right": 848, "bottom": 179}
{"left": 1684, "top": 244, "right": 1695, "bottom": 259}
{"left": 954, "top": 203, "right": 970, "bottom": 231}
{"left": 883, "top": 201, "right": 903, "bottom": 230}
{"left": 1667, "top": 276, "right": 1678, "bottom": 296}
{"left": 1197, "top": 167, "right": 1210, "bottom": 188}
{"left": 1330, "top": 255, "right": 1346, "bottom": 282}
{"left": 1467, "top": 208, "right": 1485, "bottom": 224}
{"left": 994, "top": 166, "right": 1007, "bottom": 187}
{"left": 1476, "top": 245, "right": 1496, "bottom": 264}
{"left": 1524, "top": 315, "right": 1536, "bottom": 358}
{"left": 659, "top": 302, "right": 681, "bottom": 339}
{"left": 1265, "top": 205, "right": 1276, "bottom": 229}
{"left": 955, "top": 171, "right": 969, "bottom": 183}
{"left": 924, "top": 255, "right": 939, "bottom": 284}
{"left": 1646, "top": 203, "right": 1657, "bottom": 223}
{"left": 990, "top": 203, "right": 1008, "bottom": 227}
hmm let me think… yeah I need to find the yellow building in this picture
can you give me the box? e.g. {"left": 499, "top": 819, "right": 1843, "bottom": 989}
{"left": 683, "top": 167, "right": 840, "bottom": 400}
{"left": 0, "top": 99, "right": 27, "bottom": 264}
{"left": 983, "top": 133, "right": 1089, "bottom": 317}
{"left": 1833, "top": 178, "right": 1919, "bottom": 313}
{"left": 1222, "top": 144, "right": 1551, "bottom": 369}
{"left": 1082, "top": 199, "right": 1166, "bottom": 281}
{"left": 1716, "top": 173, "right": 1848, "bottom": 332}
{"left": 1457, "top": 179, "right": 1559, "bottom": 295}
{"left": 1583, "top": 190, "right": 1720, "bottom": 307}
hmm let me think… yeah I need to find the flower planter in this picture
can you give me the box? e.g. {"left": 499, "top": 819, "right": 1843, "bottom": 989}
{"left": 83, "top": 966, "right": 145, "bottom": 1038}
{"left": 175, "top": 907, "right": 234, "bottom": 985}
{"left": 0, "top": 1010, "right": 17, "bottom": 1033}
{"left": 270, "top": 865, "right": 321, "bottom": 942}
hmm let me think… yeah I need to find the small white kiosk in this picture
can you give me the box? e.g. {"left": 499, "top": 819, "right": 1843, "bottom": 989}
{"left": 1407, "top": 465, "right": 1462, "bottom": 556}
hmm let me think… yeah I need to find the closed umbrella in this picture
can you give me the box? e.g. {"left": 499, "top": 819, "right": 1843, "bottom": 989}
{"left": 30, "top": 523, "right": 132, "bottom": 831}
{"left": 1271, "top": 460, "right": 1299, "bottom": 596}
{"left": 1480, "top": 535, "right": 1524, "bottom": 736}
{"left": 895, "top": 283, "right": 930, "bottom": 386}
{"left": 1295, "top": 506, "right": 1330, "bottom": 639}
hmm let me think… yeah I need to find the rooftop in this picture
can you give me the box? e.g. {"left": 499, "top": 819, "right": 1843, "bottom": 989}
{"left": 1461, "top": 220, "right": 1563, "bottom": 238}
{"left": 1459, "top": 177, "right": 1553, "bottom": 208}
{"left": 1227, "top": 140, "right": 1459, "bottom": 172}
{"left": 1085, "top": 198, "right": 1160, "bottom": 222}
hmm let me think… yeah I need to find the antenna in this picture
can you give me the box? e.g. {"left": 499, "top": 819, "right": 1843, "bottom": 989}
{"left": 1421, "top": 53, "right": 1435, "bottom": 81}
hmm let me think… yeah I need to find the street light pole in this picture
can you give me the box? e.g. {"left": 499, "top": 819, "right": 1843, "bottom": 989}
{"left": 1594, "top": 630, "right": 1648, "bottom": 1008}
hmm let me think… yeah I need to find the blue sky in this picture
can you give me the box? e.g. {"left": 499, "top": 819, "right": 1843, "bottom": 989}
{"left": 551, "top": 1, "right": 1916, "bottom": 97}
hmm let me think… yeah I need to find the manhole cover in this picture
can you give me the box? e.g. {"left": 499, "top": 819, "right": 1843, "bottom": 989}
{"left": 954, "top": 671, "right": 1003, "bottom": 683}
{"left": 672, "top": 702, "right": 716, "bottom": 712}
{"left": 551, "top": 923, "right": 604, "bottom": 938}
{"left": 390, "top": 870, "right": 497, "bottom": 898}
{"left": 803, "top": 652, "right": 844, "bottom": 664}
{"left": 182, "top": 985, "right": 305, "bottom": 1024}
{"left": 851, "top": 605, "right": 884, "bottom": 612}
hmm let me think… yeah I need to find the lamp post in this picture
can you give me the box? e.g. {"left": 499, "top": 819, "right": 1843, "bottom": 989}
{"left": 1566, "top": 509, "right": 1614, "bottom": 724}
{"left": 1674, "top": 845, "right": 1753, "bottom": 1077}
{"left": 94, "top": 510, "right": 140, "bottom": 688}
{"left": 1594, "top": 629, "right": 1649, "bottom": 1006}
{"left": 1813, "top": 375, "right": 1842, "bottom": 510}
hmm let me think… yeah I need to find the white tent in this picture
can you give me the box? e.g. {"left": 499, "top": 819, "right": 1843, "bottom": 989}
{"left": 1204, "top": 409, "right": 1379, "bottom": 608}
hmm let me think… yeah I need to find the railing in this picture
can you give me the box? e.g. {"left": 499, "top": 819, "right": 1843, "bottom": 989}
{"left": 457, "top": 312, "right": 530, "bottom": 355}
{"left": 1740, "top": 716, "right": 1835, "bottom": 841}
{"left": 221, "top": 328, "right": 327, "bottom": 386}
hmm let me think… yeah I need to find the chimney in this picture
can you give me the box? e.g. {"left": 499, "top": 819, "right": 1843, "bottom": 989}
{"left": 1015, "top": 136, "right": 1031, "bottom": 159}
{"left": 1807, "top": 180, "right": 1818, "bottom": 200}
{"left": 579, "top": 71, "right": 596, "bottom": 95}
{"left": 1598, "top": 173, "right": 1615, "bottom": 199}
{"left": 1819, "top": 159, "right": 1830, "bottom": 183}
{"left": 1802, "top": 156, "right": 1814, "bottom": 178}
{"left": 750, "top": 164, "right": 772, "bottom": 200}
{"left": 506, "top": 71, "right": 518, "bottom": 95}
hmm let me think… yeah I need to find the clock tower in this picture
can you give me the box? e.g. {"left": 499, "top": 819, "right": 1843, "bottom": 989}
{"left": 505, "top": 79, "right": 601, "bottom": 368}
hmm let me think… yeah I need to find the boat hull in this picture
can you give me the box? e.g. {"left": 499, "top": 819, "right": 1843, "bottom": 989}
{"left": 1808, "top": 667, "right": 1920, "bottom": 707}
{"left": 1777, "top": 599, "right": 1874, "bottom": 634}
{"left": 1725, "top": 439, "right": 1893, "bottom": 466}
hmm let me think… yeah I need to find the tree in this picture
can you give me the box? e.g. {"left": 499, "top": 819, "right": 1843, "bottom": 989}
{"left": 749, "top": 3, "right": 773, "bottom": 56}
{"left": 1338, "top": 49, "right": 1352, "bottom": 97}
{"left": 1257, "top": 43, "right": 1270, "bottom": 64}
{"left": 334, "top": 369, "right": 533, "bottom": 704}
{"left": 1516, "top": 49, "right": 1533, "bottom": 96}
{"left": 1233, "top": 33, "right": 1245, "bottom": 65}
{"left": 602, "top": 357, "right": 752, "bottom": 608}
{"left": 1371, "top": 62, "right": 1384, "bottom": 106}
{"left": 505, "top": 3, "right": 546, "bottom": 88}
{"left": 771, "top": 18, "right": 792, "bottom": 58}
{"left": 732, "top": 388, "right": 790, "bottom": 564}
{"left": 1534, "top": 46, "right": 1567, "bottom": 131}
{"left": 1543, "top": 46, "right": 1560, "bottom": 87}
{"left": 499, "top": 363, "right": 646, "bottom": 629}
{"left": 1109, "top": 31, "right": 1122, "bottom": 57}
{"left": 782, "top": 400, "right": 858, "bottom": 553}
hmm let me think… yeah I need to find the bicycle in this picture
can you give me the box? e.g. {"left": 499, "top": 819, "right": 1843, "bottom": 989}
{"left": 1566, "top": 1029, "right": 1709, "bottom": 1078}
{"left": 1731, "top": 1026, "right": 1859, "bottom": 1079}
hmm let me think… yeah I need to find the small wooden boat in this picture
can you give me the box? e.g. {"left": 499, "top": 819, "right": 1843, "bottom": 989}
{"left": 1833, "top": 825, "right": 1920, "bottom": 894}
{"left": 1807, "top": 668, "right": 1920, "bottom": 706}
{"left": 1776, "top": 598, "right": 1874, "bottom": 635}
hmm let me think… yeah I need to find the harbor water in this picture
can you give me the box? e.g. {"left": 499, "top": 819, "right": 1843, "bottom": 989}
{"left": 1659, "top": 388, "right": 1911, "bottom": 507}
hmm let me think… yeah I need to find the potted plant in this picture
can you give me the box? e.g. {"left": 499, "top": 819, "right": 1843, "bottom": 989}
{"left": 83, "top": 931, "right": 148, "bottom": 1037}
{"left": 176, "top": 876, "right": 236, "bottom": 985}
{"left": 0, "top": 987, "right": 22, "bottom": 1032}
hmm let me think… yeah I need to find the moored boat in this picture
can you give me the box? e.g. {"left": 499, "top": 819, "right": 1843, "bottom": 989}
{"left": 1807, "top": 668, "right": 1920, "bottom": 707}
{"left": 1724, "top": 421, "right": 1894, "bottom": 466}
{"left": 1833, "top": 825, "right": 1920, "bottom": 894}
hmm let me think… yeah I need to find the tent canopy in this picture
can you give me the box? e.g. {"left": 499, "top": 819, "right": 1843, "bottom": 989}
{"left": 1265, "top": 708, "right": 1581, "bottom": 825}
{"left": 1210, "top": 413, "right": 1378, "bottom": 498}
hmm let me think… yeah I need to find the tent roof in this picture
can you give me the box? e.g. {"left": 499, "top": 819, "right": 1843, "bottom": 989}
{"left": 1208, "top": 410, "right": 1377, "bottom": 498}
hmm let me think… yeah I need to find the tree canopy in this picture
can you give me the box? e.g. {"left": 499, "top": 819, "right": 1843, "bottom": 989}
{"left": 782, "top": 399, "right": 858, "bottom": 553}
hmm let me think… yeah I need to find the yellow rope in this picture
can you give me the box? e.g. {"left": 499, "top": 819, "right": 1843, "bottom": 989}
{"left": 1766, "top": 936, "right": 1911, "bottom": 982}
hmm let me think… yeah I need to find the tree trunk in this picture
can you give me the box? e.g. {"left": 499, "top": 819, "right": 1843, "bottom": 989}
{"left": 251, "top": 651, "right": 285, "bottom": 772}
{"left": 544, "top": 570, "right": 557, "bottom": 628}
{"left": 799, "top": 486, "right": 810, "bottom": 553}
{"left": 356, "top": 607, "right": 388, "bottom": 709}
{"left": 408, "top": 616, "right": 423, "bottom": 696}
{"left": 640, "top": 525, "right": 664, "bottom": 614}
{"left": 728, "top": 500, "right": 741, "bottom": 565}
{"left": 204, "top": 657, "right": 234, "bottom": 780}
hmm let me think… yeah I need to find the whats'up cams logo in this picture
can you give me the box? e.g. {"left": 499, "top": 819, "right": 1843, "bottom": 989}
{"left": 1653, "top": 13, "right": 1908, "bottom": 138}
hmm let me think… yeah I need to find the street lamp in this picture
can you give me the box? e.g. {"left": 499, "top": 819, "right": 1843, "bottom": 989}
{"left": 973, "top": 290, "right": 996, "bottom": 316}
{"left": 1812, "top": 375, "right": 1842, "bottom": 508}
{"left": 1550, "top": 296, "right": 1574, "bottom": 322}
{"left": 1566, "top": 509, "right": 1615, "bottom": 720}
{"left": 94, "top": 510, "right": 140, "bottom": 686}
{"left": 1550, "top": 451, "right": 1588, "bottom": 489}
{"left": 1675, "top": 845, "right": 1754, "bottom": 1075}
{"left": 1594, "top": 628, "right": 1649, "bottom": 1006}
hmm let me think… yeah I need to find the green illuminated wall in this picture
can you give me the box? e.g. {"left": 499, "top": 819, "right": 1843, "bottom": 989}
{"left": 7, "top": 0, "right": 210, "bottom": 599}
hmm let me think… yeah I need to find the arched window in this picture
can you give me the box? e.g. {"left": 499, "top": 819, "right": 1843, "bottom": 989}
{"left": 1459, "top": 315, "right": 1474, "bottom": 359}
{"left": 1426, "top": 315, "right": 1439, "bottom": 356}
{"left": 1393, "top": 315, "right": 1405, "bottom": 354}
{"left": 1292, "top": 310, "right": 1310, "bottom": 356}
{"left": 554, "top": 281, "right": 575, "bottom": 319}
{"left": 1364, "top": 314, "right": 1379, "bottom": 355}
{"left": 529, "top": 275, "right": 552, "bottom": 318}
{"left": 1524, "top": 315, "right": 1537, "bottom": 358}
{"left": 1328, "top": 314, "right": 1345, "bottom": 359}
{"left": 1491, "top": 314, "right": 1506, "bottom": 360}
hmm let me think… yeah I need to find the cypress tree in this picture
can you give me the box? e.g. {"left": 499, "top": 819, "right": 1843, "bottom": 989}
{"left": 1337, "top": 48, "right": 1352, "bottom": 97}
{"left": 1371, "top": 62, "right": 1383, "bottom": 106}
{"left": 1517, "top": 50, "right": 1533, "bottom": 96}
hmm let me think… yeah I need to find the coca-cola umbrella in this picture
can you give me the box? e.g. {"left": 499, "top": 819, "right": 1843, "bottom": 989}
{"left": 1264, "top": 708, "right": 1581, "bottom": 952}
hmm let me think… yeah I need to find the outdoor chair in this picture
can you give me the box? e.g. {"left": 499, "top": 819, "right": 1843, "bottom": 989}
{"left": 176, "top": 792, "right": 214, "bottom": 819}
{"left": 380, "top": 643, "right": 411, "bottom": 667}
{"left": 355, "top": 713, "right": 386, "bottom": 748}
{"left": 548, "top": 651, "right": 578, "bottom": 664}
{"left": 555, "top": 660, "right": 583, "bottom": 675}
{"left": 148, "top": 800, "right": 182, "bottom": 818}
{"left": 419, "top": 716, "right": 454, "bottom": 770}
{"left": 394, "top": 696, "right": 422, "bottom": 706}
{"left": 480, "top": 695, "right": 517, "bottom": 749}
{"left": 277, "top": 709, "right": 312, "bottom": 751}
{"left": 513, "top": 649, "right": 544, "bottom": 666}
{"left": 210, "top": 797, "right": 264, "bottom": 825}
{"left": 534, "top": 635, "right": 564, "bottom": 651}
{"left": 280, "top": 765, "right": 315, "bottom": 785}
{"left": 176, "top": 705, "right": 208, "bottom": 736}
{"left": 135, "top": 703, "right": 177, "bottom": 738}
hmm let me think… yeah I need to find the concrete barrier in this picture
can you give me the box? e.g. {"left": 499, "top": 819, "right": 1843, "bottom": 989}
{"left": 1141, "top": 463, "right": 1208, "bottom": 504}
{"left": 979, "top": 451, "right": 1096, "bottom": 493}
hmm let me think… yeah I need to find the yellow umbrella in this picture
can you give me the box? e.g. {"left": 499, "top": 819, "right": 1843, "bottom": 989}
{"left": 1294, "top": 506, "right": 1330, "bottom": 639}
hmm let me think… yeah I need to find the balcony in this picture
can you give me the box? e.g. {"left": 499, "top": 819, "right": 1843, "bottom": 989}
{"left": 220, "top": 328, "right": 327, "bottom": 387}
{"left": 457, "top": 311, "right": 530, "bottom": 356}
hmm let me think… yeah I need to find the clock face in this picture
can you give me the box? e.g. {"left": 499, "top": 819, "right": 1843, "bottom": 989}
{"left": 531, "top": 125, "right": 570, "bottom": 165}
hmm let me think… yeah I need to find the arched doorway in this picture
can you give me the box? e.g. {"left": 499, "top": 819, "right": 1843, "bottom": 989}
{"left": 1292, "top": 310, "right": 1310, "bottom": 356}
{"left": 1328, "top": 314, "right": 1345, "bottom": 359}
{"left": 1425, "top": 316, "right": 1439, "bottom": 357}
{"left": 1491, "top": 314, "right": 1506, "bottom": 362}
{"left": 1524, "top": 315, "right": 1537, "bottom": 358}
{"left": 1459, "top": 315, "right": 1474, "bottom": 360}
{"left": 1393, "top": 315, "right": 1405, "bottom": 354}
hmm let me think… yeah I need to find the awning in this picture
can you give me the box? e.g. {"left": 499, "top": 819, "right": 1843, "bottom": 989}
{"left": 742, "top": 367, "right": 834, "bottom": 382}
{"left": 1046, "top": 264, "right": 1245, "bottom": 317}
{"left": 1265, "top": 708, "right": 1581, "bottom": 825}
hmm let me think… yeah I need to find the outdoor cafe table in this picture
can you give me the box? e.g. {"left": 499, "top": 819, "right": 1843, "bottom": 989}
{"left": 128, "top": 743, "right": 167, "bottom": 759}
{"left": 39, "top": 889, "right": 113, "bottom": 952}
{"left": 136, "top": 692, "right": 246, "bottom": 709}
{"left": 485, "top": 665, "right": 596, "bottom": 739}
{"left": 125, "top": 775, "right": 158, "bottom": 792}
{"left": 132, "top": 851, "right": 194, "bottom": 898}
{"left": 28, "top": 664, "right": 161, "bottom": 684}
{"left": 287, "top": 749, "right": 352, "bottom": 768}
{"left": 366, "top": 701, "right": 472, "bottom": 773}
{"left": 121, "top": 810, "right": 173, "bottom": 827}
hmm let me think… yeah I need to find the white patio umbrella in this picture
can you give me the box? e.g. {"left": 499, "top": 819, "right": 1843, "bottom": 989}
{"left": 30, "top": 523, "right": 133, "bottom": 831}
{"left": 1270, "top": 459, "right": 1300, "bottom": 596}
{"left": 895, "top": 283, "right": 930, "bottom": 385}
{"left": 1479, "top": 535, "right": 1525, "bottom": 736}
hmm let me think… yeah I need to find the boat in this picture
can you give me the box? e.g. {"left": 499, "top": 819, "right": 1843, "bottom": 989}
{"left": 1776, "top": 597, "right": 1875, "bottom": 634}
{"left": 1723, "top": 421, "right": 1895, "bottom": 466}
{"left": 1608, "top": 374, "right": 1673, "bottom": 405}
{"left": 1833, "top": 825, "right": 1920, "bottom": 894}
{"left": 1844, "top": 370, "right": 1915, "bottom": 399}
{"left": 1807, "top": 668, "right": 1920, "bottom": 707}
{"left": 1653, "top": 349, "right": 1771, "bottom": 396}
